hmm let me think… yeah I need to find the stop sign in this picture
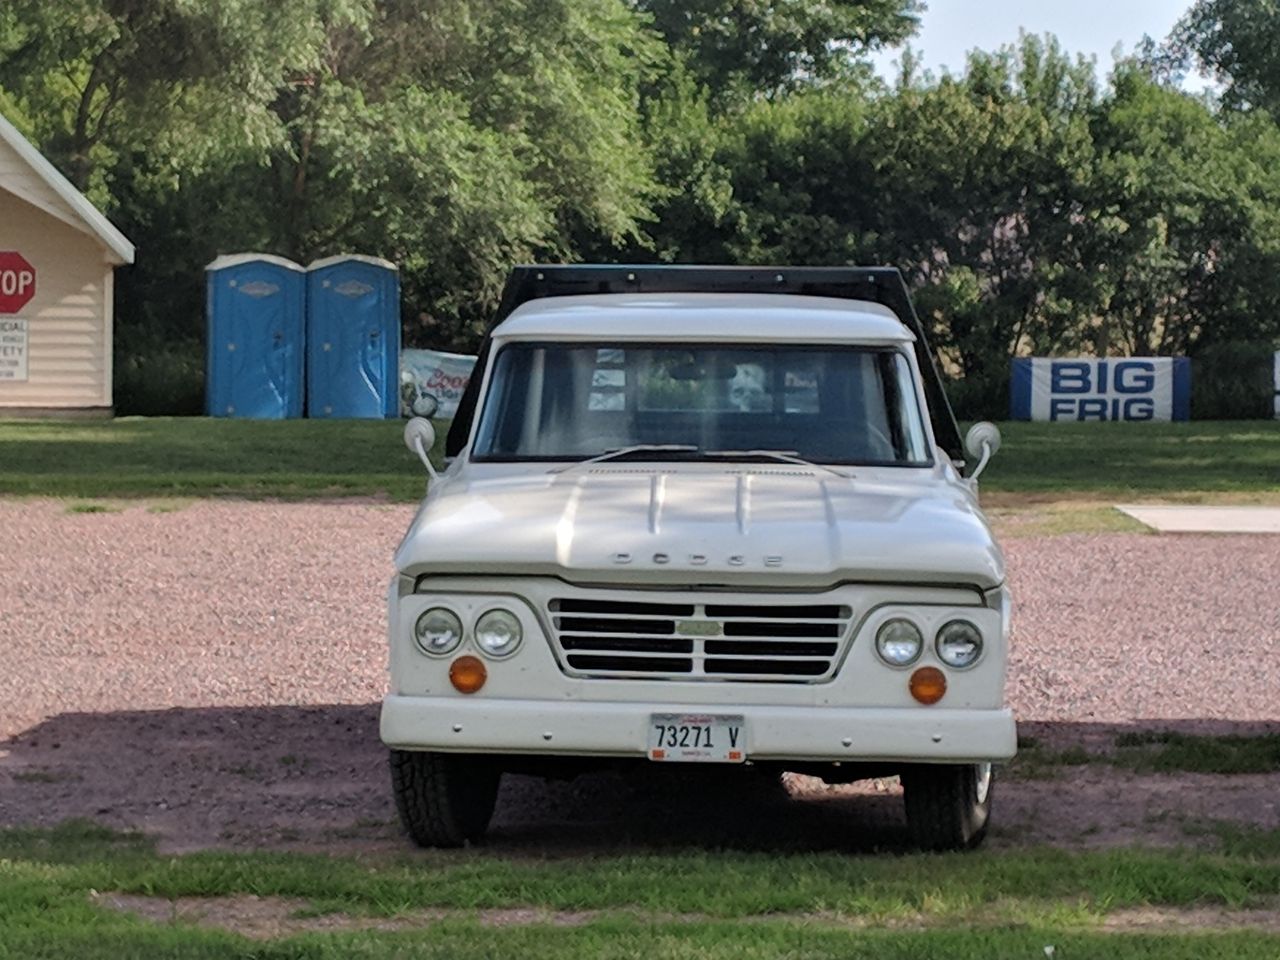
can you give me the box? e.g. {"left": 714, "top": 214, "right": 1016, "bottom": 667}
{"left": 0, "top": 252, "right": 36, "bottom": 314}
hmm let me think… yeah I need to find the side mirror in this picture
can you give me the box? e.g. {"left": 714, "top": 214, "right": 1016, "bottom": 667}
{"left": 964, "top": 421, "right": 1001, "bottom": 460}
{"left": 404, "top": 417, "right": 439, "bottom": 481}
{"left": 964, "top": 421, "right": 1001, "bottom": 483}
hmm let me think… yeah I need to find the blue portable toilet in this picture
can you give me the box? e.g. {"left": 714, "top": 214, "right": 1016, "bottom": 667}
{"left": 305, "top": 255, "right": 400, "bottom": 418}
{"left": 205, "top": 254, "right": 305, "bottom": 418}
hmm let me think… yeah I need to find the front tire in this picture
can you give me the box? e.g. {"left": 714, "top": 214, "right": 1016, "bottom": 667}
{"left": 389, "top": 750, "right": 501, "bottom": 848}
{"left": 901, "top": 762, "right": 992, "bottom": 851}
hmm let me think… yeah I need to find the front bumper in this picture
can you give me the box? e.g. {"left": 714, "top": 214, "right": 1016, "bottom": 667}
{"left": 380, "top": 695, "right": 1017, "bottom": 764}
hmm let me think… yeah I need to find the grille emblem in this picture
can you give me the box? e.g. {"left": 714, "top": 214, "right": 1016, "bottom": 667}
{"left": 676, "top": 620, "right": 722, "bottom": 637}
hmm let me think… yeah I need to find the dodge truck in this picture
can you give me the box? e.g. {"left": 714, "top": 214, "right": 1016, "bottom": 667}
{"left": 381, "top": 265, "right": 1015, "bottom": 851}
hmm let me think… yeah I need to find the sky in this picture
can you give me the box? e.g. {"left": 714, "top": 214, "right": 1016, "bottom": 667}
{"left": 870, "top": 0, "right": 1211, "bottom": 90}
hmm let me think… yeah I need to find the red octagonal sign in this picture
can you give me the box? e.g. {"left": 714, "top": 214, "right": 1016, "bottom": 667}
{"left": 0, "top": 252, "right": 36, "bottom": 314}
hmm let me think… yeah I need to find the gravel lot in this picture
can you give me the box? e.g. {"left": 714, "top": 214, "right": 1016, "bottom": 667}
{"left": 1, "top": 499, "right": 1277, "bottom": 852}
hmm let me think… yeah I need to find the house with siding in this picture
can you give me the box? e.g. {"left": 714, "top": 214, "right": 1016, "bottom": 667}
{"left": 0, "top": 113, "right": 135, "bottom": 416}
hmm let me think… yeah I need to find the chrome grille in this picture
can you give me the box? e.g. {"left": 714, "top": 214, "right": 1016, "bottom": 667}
{"left": 547, "top": 597, "right": 853, "bottom": 682}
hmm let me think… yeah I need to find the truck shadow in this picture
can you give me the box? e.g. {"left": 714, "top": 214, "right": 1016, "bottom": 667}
{"left": 2, "top": 706, "right": 1276, "bottom": 856}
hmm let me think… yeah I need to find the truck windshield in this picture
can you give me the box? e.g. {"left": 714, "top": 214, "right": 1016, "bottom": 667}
{"left": 471, "top": 343, "right": 932, "bottom": 465}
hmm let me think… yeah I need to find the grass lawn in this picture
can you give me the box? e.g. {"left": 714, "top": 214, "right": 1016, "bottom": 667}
{"left": 0, "top": 417, "right": 434, "bottom": 501}
{"left": 3, "top": 821, "right": 1280, "bottom": 958}
{"left": 1011, "top": 731, "right": 1280, "bottom": 781}
{"left": 983, "top": 420, "right": 1280, "bottom": 499}
{"left": 0, "top": 417, "right": 1276, "bottom": 502}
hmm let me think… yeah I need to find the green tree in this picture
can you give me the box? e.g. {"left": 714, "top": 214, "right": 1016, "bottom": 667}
{"left": 862, "top": 35, "right": 1103, "bottom": 402}
{"left": 266, "top": 0, "right": 662, "bottom": 344}
{"left": 688, "top": 36, "right": 1102, "bottom": 415}
{"left": 0, "top": 0, "right": 665, "bottom": 382}
{"left": 1171, "top": 0, "right": 1280, "bottom": 114}
{"left": 659, "top": 33, "right": 1280, "bottom": 417}
{"left": 635, "top": 0, "right": 921, "bottom": 100}
{"left": 1085, "top": 66, "right": 1273, "bottom": 357}
{"left": 0, "top": 0, "right": 333, "bottom": 199}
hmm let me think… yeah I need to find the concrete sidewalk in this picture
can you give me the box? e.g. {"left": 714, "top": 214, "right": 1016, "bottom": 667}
{"left": 1116, "top": 505, "right": 1280, "bottom": 533}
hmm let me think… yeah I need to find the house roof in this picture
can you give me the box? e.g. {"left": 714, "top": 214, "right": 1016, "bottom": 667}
{"left": 0, "top": 112, "right": 135, "bottom": 265}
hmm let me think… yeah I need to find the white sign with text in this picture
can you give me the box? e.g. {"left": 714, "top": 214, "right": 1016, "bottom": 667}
{"left": 1010, "top": 357, "right": 1191, "bottom": 421}
{"left": 0, "top": 317, "right": 27, "bottom": 381}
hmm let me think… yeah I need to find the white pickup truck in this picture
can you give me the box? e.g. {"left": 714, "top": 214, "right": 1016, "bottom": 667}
{"left": 382, "top": 266, "right": 1015, "bottom": 851}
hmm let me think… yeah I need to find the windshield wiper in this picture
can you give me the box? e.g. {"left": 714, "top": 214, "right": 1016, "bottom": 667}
{"left": 549, "top": 444, "right": 700, "bottom": 473}
{"left": 703, "top": 449, "right": 853, "bottom": 479}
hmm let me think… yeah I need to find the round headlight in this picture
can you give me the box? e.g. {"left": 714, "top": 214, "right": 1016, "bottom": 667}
{"left": 414, "top": 607, "right": 463, "bottom": 656}
{"left": 875, "top": 618, "right": 923, "bottom": 666}
{"left": 936, "top": 620, "right": 983, "bottom": 668}
{"left": 475, "top": 608, "right": 523, "bottom": 658}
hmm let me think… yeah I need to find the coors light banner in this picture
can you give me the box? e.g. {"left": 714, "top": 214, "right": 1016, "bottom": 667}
{"left": 399, "top": 349, "right": 477, "bottom": 419}
{"left": 1010, "top": 357, "right": 1191, "bottom": 422}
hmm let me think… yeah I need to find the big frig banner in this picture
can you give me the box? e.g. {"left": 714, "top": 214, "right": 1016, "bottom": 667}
{"left": 1010, "top": 357, "right": 1191, "bottom": 422}
{"left": 399, "top": 349, "right": 477, "bottom": 419}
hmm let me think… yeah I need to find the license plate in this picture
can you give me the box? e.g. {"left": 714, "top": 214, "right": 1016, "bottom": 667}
{"left": 648, "top": 714, "right": 745, "bottom": 763}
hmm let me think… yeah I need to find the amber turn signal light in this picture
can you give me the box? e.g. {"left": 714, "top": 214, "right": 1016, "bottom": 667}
{"left": 909, "top": 666, "right": 946, "bottom": 705}
{"left": 449, "top": 655, "right": 487, "bottom": 694}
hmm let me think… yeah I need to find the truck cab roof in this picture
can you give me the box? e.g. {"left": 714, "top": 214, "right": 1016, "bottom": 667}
{"left": 445, "top": 264, "right": 964, "bottom": 462}
{"left": 493, "top": 293, "right": 915, "bottom": 345}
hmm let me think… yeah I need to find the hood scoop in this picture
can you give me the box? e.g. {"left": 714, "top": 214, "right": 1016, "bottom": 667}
{"left": 584, "top": 465, "right": 815, "bottom": 477}
{"left": 725, "top": 468, "right": 815, "bottom": 477}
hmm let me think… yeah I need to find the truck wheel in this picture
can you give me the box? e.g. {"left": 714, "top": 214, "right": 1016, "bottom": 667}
{"left": 389, "top": 750, "right": 501, "bottom": 848}
{"left": 901, "top": 762, "right": 992, "bottom": 852}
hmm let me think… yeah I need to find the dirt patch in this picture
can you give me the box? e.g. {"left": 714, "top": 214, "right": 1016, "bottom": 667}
{"left": 91, "top": 892, "right": 600, "bottom": 939}
{"left": 985, "top": 501, "right": 1150, "bottom": 538}
{"left": 1, "top": 500, "right": 1278, "bottom": 855}
{"left": 982, "top": 490, "right": 1280, "bottom": 509}
{"left": 94, "top": 892, "right": 1280, "bottom": 938}
{"left": 1101, "top": 906, "right": 1280, "bottom": 933}
{"left": 95, "top": 892, "right": 378, "bottom": 940}
{"left": 7, "top": 711, "right": 1275, "bottom": 856}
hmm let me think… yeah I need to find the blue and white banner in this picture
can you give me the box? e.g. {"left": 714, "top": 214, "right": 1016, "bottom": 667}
{"left": 399, "top": 349, "right": 477, "bottom": 419}
{"left": 1273, "top": 350, "right": 1279, "bottom": 420}
{"left": 1010, "top": 358, "right": 1191, "bottom": 422}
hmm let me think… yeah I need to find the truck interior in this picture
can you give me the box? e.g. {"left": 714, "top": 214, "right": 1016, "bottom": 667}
{"left": 446, "top": 265, "right": 965, "bottom": 464}
{"left": 470, "top": 341, "right": 932, "bottom": 465}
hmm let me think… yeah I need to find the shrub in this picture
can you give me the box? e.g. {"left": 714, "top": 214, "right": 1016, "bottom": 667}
{"left": 943, "top": 372, "right": 1008, "bottom": 422}
{"left": 1190, "top": 340, "right": 1275, "bottom": 420}
{"left": 114, "top": 337, "right": 204, "bottom": 416}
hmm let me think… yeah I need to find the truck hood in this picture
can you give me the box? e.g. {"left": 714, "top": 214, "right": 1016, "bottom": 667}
{"left": 396, "top": 467, "right": 1005, "bottom": 590}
